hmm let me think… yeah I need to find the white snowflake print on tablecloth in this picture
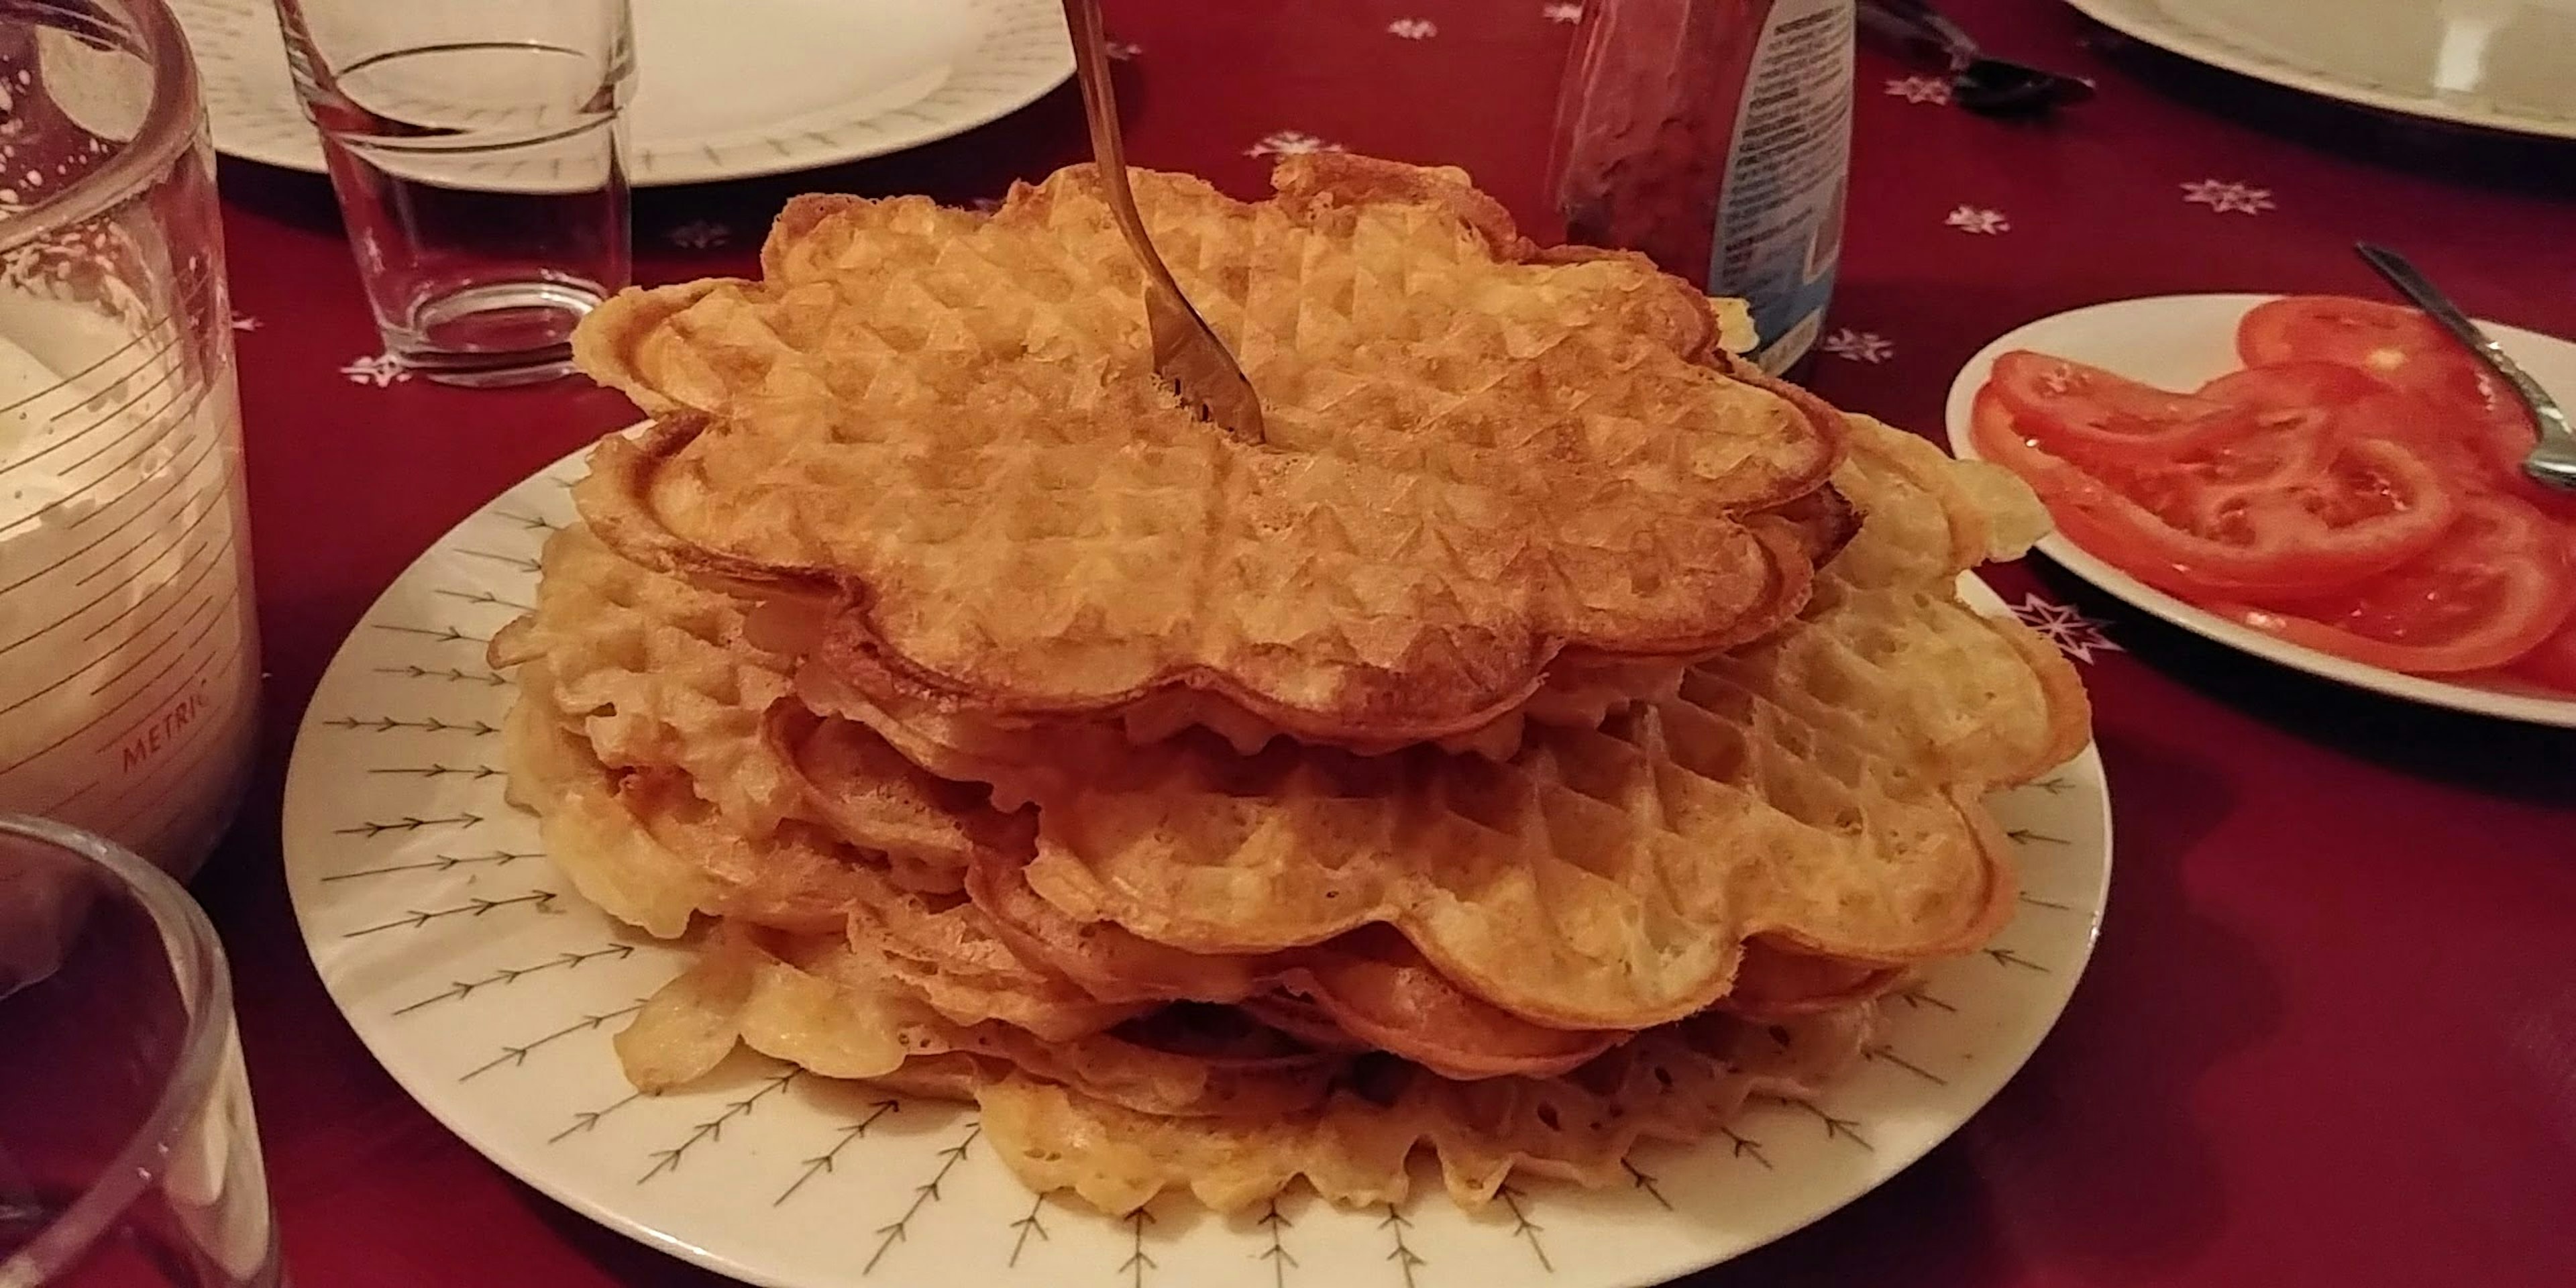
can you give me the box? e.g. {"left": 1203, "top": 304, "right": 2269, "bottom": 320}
{"left": 1246, "top": 130, "right": 1344, "bottom": 158}
{"left": 1388, "top": 19, "right": 1437, "bottom": 39}
{"left": 1543, "top": 3, "right": 1584, "bottom": 22}
{"left": 1106, "top": 40, "right": 1141, "bottom": 60}
{"left": 2181, "top": 179, "right": 2275, "bottom": 215}
{"left": 1946, "top": 205, "right": 2010, "bottom": 235}
{"left": 2012, "top": 594, "right": 2124, "bottom": 663}
{"left": 229, "top": 313, "right": 260, "bottom": 332}
{"left": 341, "top": 353, "right": 411, "bottom": 388}
{"left": 1819, "top": 328, "right": 1893, "bottom": 364}
{"left": 1885, "top": 75, "right": 1951, "bottom": 105}
{"left": 665, "top": 220, "right": 731, "bottom": 250}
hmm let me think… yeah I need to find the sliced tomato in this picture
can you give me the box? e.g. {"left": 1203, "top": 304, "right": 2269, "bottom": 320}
{"left": 2511, "top": 621, "right": 2576, "bottom": 694}
{"left": 2330, "top": 387, "right": 2576, "bottom": 523}
{"left": 1972, "top": 386, "right": 2461, "bottom": 599}
{"left": 1988, "top": 350, "right": 2258, "bottom": 470}
{"left": 2510, "top": 527, "right": 2576, "bottom": 693}
{"left": 2197, "top": 361, "right": 2390, "bottom": 416}
{"left": 2332, "top": 388, "right": 2500, "bottom": 480}
{"left": 2224, "top": 496, "right": 2575, "bottom": 675}
{"left": 2461, "top": 378, "right": 2576, "bottom": 523}
{"left": 2237, "top": 296, "right": 2478, "bottom": 398}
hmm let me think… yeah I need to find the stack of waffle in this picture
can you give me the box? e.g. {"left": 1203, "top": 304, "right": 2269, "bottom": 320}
{"left": 490, "top": 156, "right": 2089, "bottom": 1214}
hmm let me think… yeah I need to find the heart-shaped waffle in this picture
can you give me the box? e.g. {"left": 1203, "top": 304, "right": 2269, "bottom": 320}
{"left": 571, "top": 154, "right": 1842, "bottom": 751}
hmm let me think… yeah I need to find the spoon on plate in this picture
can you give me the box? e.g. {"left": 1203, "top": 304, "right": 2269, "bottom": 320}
{"left": 1858, "top": 0, "right": 2094, "bottom": 117}
{"left": 2356, "top": 243, "right": 2576, "bottom": 492}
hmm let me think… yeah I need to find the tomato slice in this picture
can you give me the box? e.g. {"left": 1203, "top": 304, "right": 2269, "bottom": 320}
{"left": 2231, "top": 301, "right": 2567, "bottom": 519}
{"left": 2511, "top": 621, "right": 2576, "bottom": 694}
{"left": 2197, "top": 361, "right": 2390, "bottom": 417}
{"left": 1972, "top": 386, "right": 2460, "bottom": 599}
{"left": 2329, "top": 388, "right": 2497, "bottom": 478}
{"left": 2237, "top": 296, "right": 2477, "bottom": 398}
{"left": 2328, "top": 386, "right": 2576, "bottom": 523}
{"left": 2224, "top": 496, "right": 2576, "bottom": 675}
{"left": 1988, "top": 350, "right": 2257, "bottom": 470}
{"left": 2461, "top": 378, "right": 2576, "bottom": 523}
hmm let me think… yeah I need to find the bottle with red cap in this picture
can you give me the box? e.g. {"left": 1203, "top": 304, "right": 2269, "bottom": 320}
{"left": 1550, "top": 0, "right": 1855, "bottom": 374}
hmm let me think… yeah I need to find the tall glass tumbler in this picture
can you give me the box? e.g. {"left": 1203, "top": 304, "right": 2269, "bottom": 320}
{"left": 0, "top": 815, "right": 280, "bottom": 1287}
{"left": 274, "top": 0, "right": 635, "bottom": 386}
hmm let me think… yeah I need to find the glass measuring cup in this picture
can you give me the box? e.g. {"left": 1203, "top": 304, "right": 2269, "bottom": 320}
{"left": 0, "top": 0, "right": 259, "bottom": 881}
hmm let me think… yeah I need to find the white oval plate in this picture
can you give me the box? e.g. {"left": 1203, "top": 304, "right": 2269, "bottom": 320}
{"left": 176, "top": 0, "right": 1070, "bottom": 188}
{"left": 1947, "top": 292, "right": 2576, "bottom": 729}
{"left": 2065, "top": 0, "right": 2576, "bottom": 141}
{"left": 281, "top": 447, "right": 2114, "bottom": 1288}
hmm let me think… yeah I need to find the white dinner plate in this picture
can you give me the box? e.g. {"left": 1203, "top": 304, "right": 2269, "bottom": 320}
{"left": 176, "top": 0, "right": 1071, "bottom": 188}
{"left": 2065, "top": 0, "right": 2576, "bottom": 140}
{"left": 280, "top": 444, "right": 2115, "bottom": 1288}
{"left": 1947, "top": 292, "right": 2576, "bottom": 729}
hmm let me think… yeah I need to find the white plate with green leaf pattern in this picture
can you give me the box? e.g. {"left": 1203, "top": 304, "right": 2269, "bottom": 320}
{"left": 281, "top": 447, "right": 2114, "bottom": 1288}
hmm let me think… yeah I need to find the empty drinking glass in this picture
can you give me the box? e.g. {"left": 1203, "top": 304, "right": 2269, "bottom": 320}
{"left": 0, "top": 815, "right": 280, "bottom": 1287}
{"left": 273, "top": 0, "right": 635, "bottom": 386}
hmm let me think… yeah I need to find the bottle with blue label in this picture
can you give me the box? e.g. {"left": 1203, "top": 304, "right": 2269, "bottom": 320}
{"left": 1550, "top": 0, "right": 1855, "bottom": 374}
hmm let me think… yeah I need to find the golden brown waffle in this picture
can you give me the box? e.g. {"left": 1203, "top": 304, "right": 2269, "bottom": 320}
{"left": 501, "top": 678, "right": 860, "bottom": 937}
{"left": 735, "top": 423, "right": 2078, "bottom": 1036}
{"left": 968, "top": 849, "right": 1623, "bottom": 1080}
{"left": 493, "top": 522, "right": 996, "bottom": 876}
{"left": 975, "top": 1004, "right": 1876, "bottom": 1214}
{"left": 616, "top": 922, "right": 1338, "bottom": 1122}
{"left": 614, "top": 924, "right": 1874, "bottom": 1215}
{"left": 1731, "top": 416, "right": 2086, "bottom": 789}
{"left": 769, "top": 697, "right": 1627, "bottom": 1078}
{"left": 609, "top": 924, "right": 1872, "bottom": 1216}
{"left": 762, "top": 702, "right": 1024, "bottom": 873}
{"left": 504, "top": 651, "right": 1624, "bottom": 1076}
{"left": 1821, "top": 415, "right": 2051, "bottom": 596}
{"left": 830, "top": 868, "right": 1144, "bottom": 1042}
{"left": 968, "top": 833, "right": 1895, "bottom": 1071}
{"left": 1014, "top": 663, "right": 2017, "bottom": 1032}
{"left": 930, "top": 428, "right": 2075, "bottom": 1032}
{"left": 502, "top": 362, "right": 2078, "bottom": 1219}
{"left": 571, "top": 154, "right": 1843, "bottom": 752}
{"left": 501, "top": 682, "right": 1144, "bottom": 1038}
{"left": 491, "top": 524, "right": 1706, "bottom": 1078}
{"left": 490, "top": 523, "right": 803, "bottom": 839}
{"left": 486, "top": 136, "right": 2103, "bottom": 1220}
{"left": 1700, "top": 584, "right": 2086, "bottom": 794}
{"left": 782, "top": 417, "right": 2038, "bottom": 816}
{"left": 524, "top": 418, "right": 2074, "bottom": 1040}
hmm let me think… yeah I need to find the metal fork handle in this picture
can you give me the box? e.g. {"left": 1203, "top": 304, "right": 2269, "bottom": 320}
{"left": 1060, "top": 0, "right": 1195, "bottom": 323}
{"left": 2356, "top": 242, "right": 2576, "bottom": 488}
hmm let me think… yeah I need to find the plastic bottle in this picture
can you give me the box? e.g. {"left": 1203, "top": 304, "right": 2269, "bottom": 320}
{"left": 1550, "top": 0, "right": 1856, "bottom": 373}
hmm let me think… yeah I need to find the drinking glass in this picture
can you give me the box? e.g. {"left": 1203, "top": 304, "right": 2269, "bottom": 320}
{"left": 273, "top": 0, "right": 635, "bottom": 386}
{"left": 0, "top": 815, "right": 280, "bottom": 1287}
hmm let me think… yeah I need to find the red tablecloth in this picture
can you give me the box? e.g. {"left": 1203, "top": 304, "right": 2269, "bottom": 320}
{"left": 196, "top": 2, "right": 2576, "bottom": 1284}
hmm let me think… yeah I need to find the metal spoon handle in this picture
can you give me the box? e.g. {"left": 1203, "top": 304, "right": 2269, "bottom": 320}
{"left": 2355, "top": 242, "right": 2576, "bottom": 455}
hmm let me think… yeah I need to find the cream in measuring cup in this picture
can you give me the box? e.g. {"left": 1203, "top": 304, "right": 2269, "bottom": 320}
{"left": 0, "top": 290, "right": 258, "bottom": 881}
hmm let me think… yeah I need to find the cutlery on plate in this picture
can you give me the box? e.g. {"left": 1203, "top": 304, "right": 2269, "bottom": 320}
{"left": 1858, "top": 0, "right": 2095, "bottom": 117}
{"left": 2356, "top": 242, "right": 2576, "bottom": 492}
{"left": 1059, "top": 0, "right": 1267, "bottom": 444}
